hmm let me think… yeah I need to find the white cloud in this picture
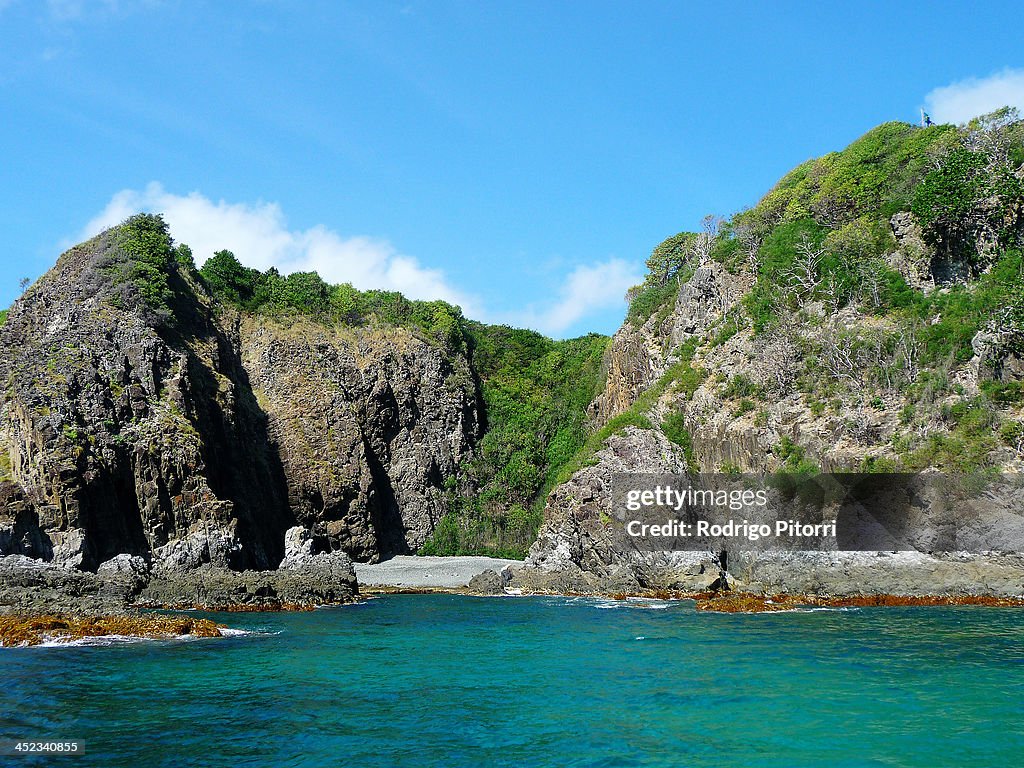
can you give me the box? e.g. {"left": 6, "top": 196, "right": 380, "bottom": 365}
{"left": 925, "top": 68, "right": 1024, "bottom": 125}
{"left": 80, "top": 182, "right": 482, "bottom": 315}
{"left": 80, "top": 183, "right": 638, "bottom": 336}
{"left": 504, "top": 258, "right": 641, "bottom": 337}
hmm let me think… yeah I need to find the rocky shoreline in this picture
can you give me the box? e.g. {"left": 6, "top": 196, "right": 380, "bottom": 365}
{"left": 0, "top": 546, "right": 358, "bottom": 615}
{"left": 4, "top": 549, "right": 1023, "bottom": 641}
{"left": 6, "top": 548, "right": 1024, "bottom": 612}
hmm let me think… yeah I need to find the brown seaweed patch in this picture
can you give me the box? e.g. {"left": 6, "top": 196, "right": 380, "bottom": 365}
{"left": 0, "top": 614, "right": 225, "bottom": 647}
{"left": 693, "top": 593, "right": 1024, "bottom": 613}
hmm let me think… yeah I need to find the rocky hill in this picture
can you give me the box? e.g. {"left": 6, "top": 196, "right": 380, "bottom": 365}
{"left": 0, "top": 214, "right": 605, "bottom": 592}
{"left": 0, "top": 217, "right": 481, "bottom": 576}
{"left": 516, "top": 110, "right": 1024, "bottom": 596}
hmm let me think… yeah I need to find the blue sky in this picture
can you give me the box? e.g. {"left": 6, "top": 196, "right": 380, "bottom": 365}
{"left": 2, "top": 1, "right": 1023, "bottom": 337}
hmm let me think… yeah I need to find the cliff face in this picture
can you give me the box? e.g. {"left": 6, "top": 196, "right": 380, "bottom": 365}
{"left": 527, "top": 118, "right": 1024, "bottom": 595}
{"left": 238, "top": 316, "right": 479, "bottom": 561}
{"left": 589, "top": 262, "right": 751, "bottom": 430}
{"left": 525, "top": 242, "right": 1024, "bottom": 593}
{"left": 0, "top": 223, "right": 480, "bottom": 571}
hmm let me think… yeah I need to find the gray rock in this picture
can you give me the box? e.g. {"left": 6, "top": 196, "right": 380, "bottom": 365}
{"left": 49, "top": 528, "right": 90, "bottom": 571}
{"left": 274, "top": 551, "right": 359, "bottom": 605}
{"left": 0, "top": 555, "right": 114, "bottom": 612}
{"left": 523, "top": 427, "right": 724, "bottom": 592}
{"left": 137, "top": 552, "right": 358, "bottom": 609}
{"left": 669, "top": 262, "right": 749, "bottom": 343}
{"left": 730, "top": 551, "right": 1024, "bottom": 598}
{"left": 971, "top": 330, "right": 1024, "bottom": 384}
{"left": 96, "top": 555, "right": 151, "bottom": 603}
{"left": 279, "top": 526, "right": 317, "bottom": 568}
{"left": 97, "top": 554, "right": 150, "bottom": 577}
{"left": 240, "top": 316, "right": 480, "bottom": 561}
{"left": 467, "top": 569, "right": 505, "bottom": 595}
{"left": 153, "top": 528, "right": 243, "bottom": 573}
{"left": 888, "top": 211, "right": 934, "bottom": 291}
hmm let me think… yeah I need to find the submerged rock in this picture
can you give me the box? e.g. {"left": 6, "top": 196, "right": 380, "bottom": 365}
{"left": 0, "top": 611, "right": 224, "bottom": 647}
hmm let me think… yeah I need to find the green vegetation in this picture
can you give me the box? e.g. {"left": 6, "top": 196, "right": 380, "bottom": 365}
{"left": 981, "top": 379, "right": 1024, "bottom": 404}
{"left": 912, "top": 108, "right": 1024, "bottom": 263}
{"left": 199, "top": 249, "right": 467, "bottom": 351}
{"left": 773, "top": 436, "right": 819, "bottom": 476}
{"left": 625, "top": 232, "right": 697, "bottom": 325}
{"left": 419, "top": 326, "right": 609, "bottom": 557}
{"left": 104, "top": 213, "right": 182, "bottom": 325}
{"left": 902, "top": 248, "right": 1022, "bottom": 365}
{"left": 750, "top": 122, "right": 957, "bottom": 228}
{"left": 466, "top": 325, "right": 608, "bottom": 495}
{"left": 0, "top": 448, "right": 12, "bottom": 482}
{"left": 0, "top": 309, "right": 7, "bottom": 328}
{"left": 661, "top": 410, "right": 697, "bottom": 474}
{"left": 1000, "top": 420, "right": 1024, "bottom": 450}
{"left": 734, "top": 398, "right": 756, "bottom": 417}
{"left": 899, "top": 398, "right": 1000, "bottom": 472}
{"left": 720, "top": 374, "right": 761, "bottom": 400}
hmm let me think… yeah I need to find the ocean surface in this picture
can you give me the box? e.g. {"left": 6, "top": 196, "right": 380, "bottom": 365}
{"left": 3, "top": 594, "right": 1023, "bottom": 767}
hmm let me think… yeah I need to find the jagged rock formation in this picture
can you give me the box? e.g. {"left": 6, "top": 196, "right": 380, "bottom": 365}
{"left": 0, "top": 228, "right": 290, "bottom": 571}
{"left": 0, "top": 221, "right": 480, "bottom": 578}
{"left": 588, "top": 322, "right": 663, "bottom": 426}
{"left": 524, "top": 236, "right": 1024, "bottom": 593}
{"left": 589, "top": 262, "right": 751, "bottom": 428}
{"left": 512, "top": 427, "right": 724, "bottom": 594}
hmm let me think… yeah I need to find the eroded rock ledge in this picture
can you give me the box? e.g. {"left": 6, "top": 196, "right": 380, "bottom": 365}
{"left": 0, "top": 526, "right": 358, "bottom": 613}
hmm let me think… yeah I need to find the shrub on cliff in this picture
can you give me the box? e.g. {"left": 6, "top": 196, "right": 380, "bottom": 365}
{"left": 198, "top": 253, "right": 470, "bottom": 352}
{"left": 625, "top": 231, "right": 699, "bottom": 325}
{"left": 746, "top": 122, "right": 955, "bottom": 233}
{"left": 199, "top": 250, "right": 260, "bottom": 306}
{"left": 911, "top": 108, "right": 1024, "bottom": 269}
{"left": 98, "top": 213, "right": 181, "bottom": 326}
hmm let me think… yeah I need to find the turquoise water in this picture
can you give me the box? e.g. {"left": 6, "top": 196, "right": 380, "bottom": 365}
{"left": 3, "top": 594, "right": 1024, "bottom": 767}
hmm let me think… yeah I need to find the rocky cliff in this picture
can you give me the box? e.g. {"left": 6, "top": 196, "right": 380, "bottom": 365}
{"left": 238, "top": 315, "right": 479, "bottom": 561}
{"left": 0, "top": 216, "right": 480, "bottom": 579}
{"left": 521, "top": 116, "right": 1024, "bottom": 596}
